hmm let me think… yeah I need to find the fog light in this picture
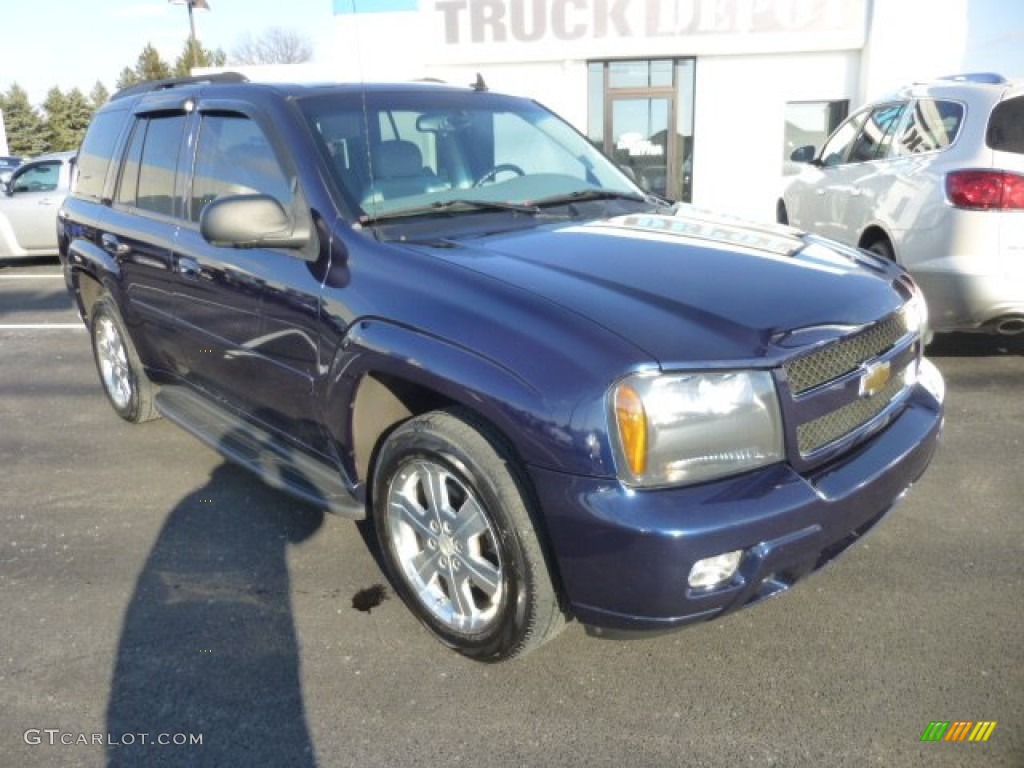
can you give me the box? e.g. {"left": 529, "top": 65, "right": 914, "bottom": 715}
{"left": 687, "top": 550, "right": 743, "bottom": 590}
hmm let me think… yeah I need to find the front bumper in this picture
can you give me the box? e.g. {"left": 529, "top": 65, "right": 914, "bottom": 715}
{"left": 532, "top": 379, "right": 943, "bottom": 631}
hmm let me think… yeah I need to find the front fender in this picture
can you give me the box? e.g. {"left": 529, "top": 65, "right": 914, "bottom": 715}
{"left": 320, "top": 318, "right": 616, "bottom": 491}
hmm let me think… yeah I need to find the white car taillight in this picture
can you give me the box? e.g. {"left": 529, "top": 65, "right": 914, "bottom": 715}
{"left": 945, "top": 169, "right": 1024, "bottom": 210}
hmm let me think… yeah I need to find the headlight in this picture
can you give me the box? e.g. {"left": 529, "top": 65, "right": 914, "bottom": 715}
{"left": 610, "top": 370, "right": 784, "bottom": 488}
{"left": 904, "top": 284, "right": 929, "bottom": 339}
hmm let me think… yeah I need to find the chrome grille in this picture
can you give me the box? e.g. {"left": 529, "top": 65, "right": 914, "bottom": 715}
{"left": 797, "top": 368, "right": 907, "bottom": 455}
{"left": 785, "top": 310, "right": 909, "bottom": 396}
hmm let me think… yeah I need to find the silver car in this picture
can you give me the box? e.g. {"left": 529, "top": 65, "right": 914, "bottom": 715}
{"left": 779, "top": 74, "right": 1024, "bottom": 336}
{"left": 0, "top": 151, "right": 76, "bottom": 261}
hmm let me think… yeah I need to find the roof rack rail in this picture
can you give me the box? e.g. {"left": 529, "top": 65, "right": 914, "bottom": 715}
{"left": 111, "top": 72, "right": 249, "bottom": 102}
{"left": 938, "top": 72, "right": 1007, "bottom": 85}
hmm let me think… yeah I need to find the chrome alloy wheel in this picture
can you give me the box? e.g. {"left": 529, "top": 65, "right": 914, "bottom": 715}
{"left": 95, "top": 314, "right": 133, "bottom": 410}
{"left": 386, "top": 458, "right": 504, "bottom": 633}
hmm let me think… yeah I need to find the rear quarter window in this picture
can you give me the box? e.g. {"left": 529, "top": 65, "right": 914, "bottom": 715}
{"left": 893, "top": 99, "right": 964, "bottom": 155}
{"left": 74, "top": 109, "right": 129, "bottom": 201}
{"left": 987, "top": 95, "right": 1024, "bottom": 154}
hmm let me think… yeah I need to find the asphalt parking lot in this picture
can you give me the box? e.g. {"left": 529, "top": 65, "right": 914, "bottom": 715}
{"left": 2, "top": 260, "right": 1022, "bottom": 768}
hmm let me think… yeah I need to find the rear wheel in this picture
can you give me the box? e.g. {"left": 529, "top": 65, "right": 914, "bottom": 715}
{"left": 372, "top": 408, "right": 564, "bottom": 661}
{"left": 90, "top": 296, "right": 158, "bottom": 423}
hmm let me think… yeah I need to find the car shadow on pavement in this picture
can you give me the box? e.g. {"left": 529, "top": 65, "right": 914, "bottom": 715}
{"left": 926, "top": 332, "right": 1023, "bottom": 358}
{"left": 105, "top": 461, "right": 324, "bottom": 767}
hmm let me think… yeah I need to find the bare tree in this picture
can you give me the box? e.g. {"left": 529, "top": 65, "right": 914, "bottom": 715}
{"left": 229, "top": 27, "right": 313, "bottom": 65}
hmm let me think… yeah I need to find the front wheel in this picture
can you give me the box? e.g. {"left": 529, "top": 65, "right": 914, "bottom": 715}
{"left": 372, "top": 408, "right": 564, "bottom": 661}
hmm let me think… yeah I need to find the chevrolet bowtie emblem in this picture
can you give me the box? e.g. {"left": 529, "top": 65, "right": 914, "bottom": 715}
{"left": 859, "top": 359, "right": 891, "bottom": 398}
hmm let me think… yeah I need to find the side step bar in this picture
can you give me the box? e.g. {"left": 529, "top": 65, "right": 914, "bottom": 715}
{"left": 155, "top": 386, "right": 365, "bottom": 519}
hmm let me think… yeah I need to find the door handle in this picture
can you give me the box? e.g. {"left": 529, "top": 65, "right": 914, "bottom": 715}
{"left": 100, "top": 233, "right": 130, "bottom": 256}
{"left": 176, "top": 256, "right": 202, "bottom": 277}
{"left": 815, "top": 189, "right": 826, "bottom": 195}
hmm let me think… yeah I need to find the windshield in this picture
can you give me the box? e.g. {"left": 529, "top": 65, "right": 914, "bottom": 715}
{"left": 299, "top": 88, "right": 646, "bottom": 224}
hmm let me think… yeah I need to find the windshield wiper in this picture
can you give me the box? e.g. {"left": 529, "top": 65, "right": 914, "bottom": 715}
{"left": 534, "top": 189, "right": 649, "bottom": 207}
{"left": 362, "top": 198, "right": 541, "bottom": 224}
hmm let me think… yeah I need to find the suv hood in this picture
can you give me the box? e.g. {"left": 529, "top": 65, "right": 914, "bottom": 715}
{"left": 422, "top": 211, "right": 909, "bottom": 365}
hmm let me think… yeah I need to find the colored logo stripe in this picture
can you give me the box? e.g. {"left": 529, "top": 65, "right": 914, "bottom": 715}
{"left": 969, "top": 722, "right": 997, "bottom": 742}
{"left": 920, "top": 721, "right": 997, "bottom": 742}
{"left": 333, "top": 0, "right": 418, "bottom": 14}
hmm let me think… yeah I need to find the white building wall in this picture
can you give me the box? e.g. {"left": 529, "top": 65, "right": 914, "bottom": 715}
{"left": 693, "top": 50, "right": 860, "bottom": 223}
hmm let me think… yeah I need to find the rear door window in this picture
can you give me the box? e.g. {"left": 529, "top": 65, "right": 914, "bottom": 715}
{"left": 987, "top": 95, "right": 1024, "bottom": 154}
{"left": 847, "top": 102, "right": 906, "bottom": 163}
{"left": 894, "top": 99, "right": 964, "bottom": 155}
{"left": 115, "top": 114, "right": 187, "bottom": 217}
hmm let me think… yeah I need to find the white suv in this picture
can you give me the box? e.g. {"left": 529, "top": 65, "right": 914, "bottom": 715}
{"left": 779, "top": 74, "right": 1024, "bottom": 336}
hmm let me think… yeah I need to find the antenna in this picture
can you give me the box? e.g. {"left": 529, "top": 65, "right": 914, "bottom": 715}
{"left": 472, "top": 73, "right": 488, "bottom": 92}
{"left": 350, "top": 0, "right": 378, "bottom": 229}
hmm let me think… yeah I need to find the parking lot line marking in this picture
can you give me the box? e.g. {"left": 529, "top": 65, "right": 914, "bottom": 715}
{"left": 0, "top": 323, "right": 84, "bottom": 330}
{"left": 0, "top": 274, "right": 65, "bottom": 279}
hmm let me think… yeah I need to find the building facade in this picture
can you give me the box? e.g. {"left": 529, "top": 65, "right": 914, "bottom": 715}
{"left": 234, "top": 0, "right": 1023, "bottom": 222}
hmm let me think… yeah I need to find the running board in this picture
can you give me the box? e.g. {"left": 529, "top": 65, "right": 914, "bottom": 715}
{"left": 155, "top": 386, "right": 365, "bottom": 519}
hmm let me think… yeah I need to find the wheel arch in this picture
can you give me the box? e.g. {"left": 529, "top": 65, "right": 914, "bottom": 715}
{"left": 858, "top": 225, "right": 896, "bottom": 260}
{"left": 325, "top": 319, "right": 561, "bottom": 488}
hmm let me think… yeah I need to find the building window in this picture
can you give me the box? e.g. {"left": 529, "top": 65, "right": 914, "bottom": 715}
{"left": 588, "top": 58, "right": 695, "bottom": 203}
{"left": 782, "top": 100, "right": 849, "bottom": 174}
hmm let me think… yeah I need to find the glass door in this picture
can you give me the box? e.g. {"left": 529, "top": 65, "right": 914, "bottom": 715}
{"left": 588, "top": 59, "right": 695, "bottom": 202}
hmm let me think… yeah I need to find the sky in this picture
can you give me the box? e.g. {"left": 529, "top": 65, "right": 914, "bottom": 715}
{"left": 0, "top": 0, "right": 339, "bottom": 105}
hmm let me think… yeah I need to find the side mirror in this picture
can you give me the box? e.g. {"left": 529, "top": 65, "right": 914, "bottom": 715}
{"left": 200, "top": 194, "right": 311, "bottom": 253}
{"left": 789, "top": 145, "right": 817, "bottom": 164}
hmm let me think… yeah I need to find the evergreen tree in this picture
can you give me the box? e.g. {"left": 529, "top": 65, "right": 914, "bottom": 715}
{"left": 0, "top": 84, "right": 46, "bottom": 156}
{"left": 42, "top": 87, "right": 71, "bottom": 152}
{"left": 116, "top": 44, "right": 173, "bottom": 91}
{"left": 173, "top": 39, "right": 227, "bottom": 77}
{"left": 63, "top": 88, "right": 94, "bottom": 150}
{"left": 115, "top": 66, "right": 138, "bottom": 92}
{"left": 89, "top": 81, "right": 110, "bottom": 109}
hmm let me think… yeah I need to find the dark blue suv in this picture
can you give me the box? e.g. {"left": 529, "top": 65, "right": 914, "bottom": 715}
{"left": 59, "top": 74, "right": 944, "bottom": 660}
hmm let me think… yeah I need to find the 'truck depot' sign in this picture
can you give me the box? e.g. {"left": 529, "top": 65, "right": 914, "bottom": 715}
{"left": 433, "top": 0, "right": 866, "bottom": 49}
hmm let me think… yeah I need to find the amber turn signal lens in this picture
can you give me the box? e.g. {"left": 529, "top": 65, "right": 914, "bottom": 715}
{"left": 614, "top": 384, "right": 647, "bottom": 478}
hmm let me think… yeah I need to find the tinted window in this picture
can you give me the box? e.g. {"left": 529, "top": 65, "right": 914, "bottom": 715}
{"left": 116, "top": 122, "right": 145, "bottom": 207}
{"left": 894, "top": 99, "right": 964, "bottom": 155}
{"left": 115, "top": 115, "right": 187, "bottom": 216}
{"left": 987, "top": 95, "right": 1024, "bottom": 154}
{"left": 75, "top": 109, "right": 127, "bottom": 201}
{"left": 847, "top": 102, "right": 905, "bottom": 163}
{"left": 190, "top": 113, "right": 292, "bottom": 223}
{"left": 136, "top": 116, "right": 186, "bottom": 216}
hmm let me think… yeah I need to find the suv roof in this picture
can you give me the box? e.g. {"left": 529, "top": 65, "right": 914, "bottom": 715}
{"left": 107, "top": 71, "right": 479, "bottom": 108}
{"left": 888, "top": 72, "right": 1024, "bottom": 105}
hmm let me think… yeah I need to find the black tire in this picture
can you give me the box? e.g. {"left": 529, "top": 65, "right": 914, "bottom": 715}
{"left": 372, "top": 407, "right": 565, "bottom": 661}
{"left": 866, "top": 238, "right": 895, "bottom": 262}
{"left": 90, "top": 296, "right": 159, "bottom": 423}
